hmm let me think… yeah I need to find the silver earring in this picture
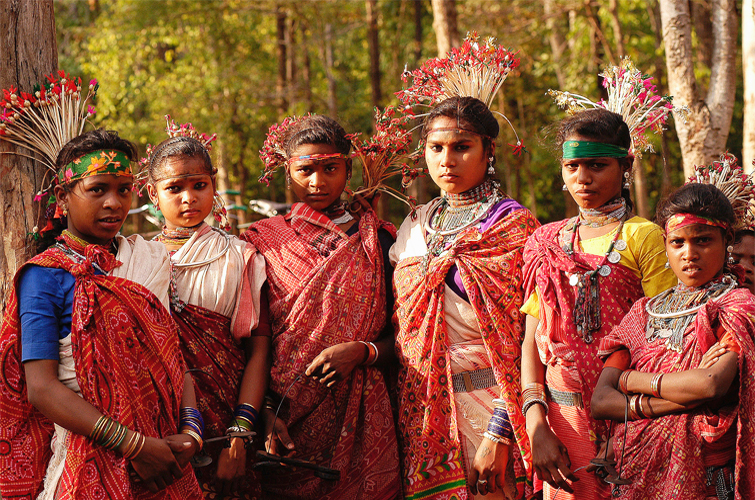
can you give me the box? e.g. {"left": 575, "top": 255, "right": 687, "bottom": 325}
{"left": 727, "top": 245, "right": 735, "bottom": 264}
{"left": 623, "top": 171, "right": 631, "bottom": 189}
{"left": 487, "top": 157, "right": 495, "bottom": 175}
{"left": 562, "top": 184, "right": 568, "bottom": 191}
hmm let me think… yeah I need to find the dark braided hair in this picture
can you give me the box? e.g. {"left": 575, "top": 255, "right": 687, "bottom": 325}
{"left": 421, "top": 96, "right": 499, "bottom": 172}
{"left": 284, "top": 115, "right": 351, "bottom": 157}
{"left": 556, "top": 108, "right": 634, "bottom": 210}
{"left": 148, "top": 136, "right": 214, "bottom": 182}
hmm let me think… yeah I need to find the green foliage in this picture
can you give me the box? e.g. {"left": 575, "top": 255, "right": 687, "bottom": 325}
{"left": 52, "top": 0, "right": 743, "bottom": 229}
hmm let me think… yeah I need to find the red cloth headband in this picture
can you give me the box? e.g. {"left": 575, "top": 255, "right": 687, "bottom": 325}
{"left": 665, "top": 213, "right": 729, "bottom": 234}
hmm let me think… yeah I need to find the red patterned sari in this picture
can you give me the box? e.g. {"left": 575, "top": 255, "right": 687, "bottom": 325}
{"left": 0, "top": 238, "right": 202, "bottom": 499}
{"left": 521, "top": 221, "right": 646, "bottom": 500}
{"left": 599, "top": 289, "right": 755, "bottom": 500}
{"left": 393, "top": 207, "right": 539, "bottom": 500}
{"left": 242, "top": 204, "right": 401, "bottom": 500}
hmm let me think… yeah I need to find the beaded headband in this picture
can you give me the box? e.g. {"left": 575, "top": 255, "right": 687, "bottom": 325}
{"left": 665, "top": 213, "right": 729, "bottom": 234}
{"left": 425, "top": 127, "right": 492, "bottom": 141}
{"left": 58, "top": 150, "right": 132, "bottom": 184}
{"left": 562, "top": 141, "right": 629, "bottom": 160}
{"left": 288, "top": 152, "right": 348, "bottom": 164}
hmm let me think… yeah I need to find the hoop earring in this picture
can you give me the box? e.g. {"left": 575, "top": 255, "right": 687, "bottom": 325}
{"left": 487, "top": 157, "right": 495, "bottom": 175}
{"left": 623, "top": 171, "right": 631, "bottom": 189}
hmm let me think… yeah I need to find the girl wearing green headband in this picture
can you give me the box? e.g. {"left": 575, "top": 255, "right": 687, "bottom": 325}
{"left": 519, "top": 108, "right": 676, "bottom": 500}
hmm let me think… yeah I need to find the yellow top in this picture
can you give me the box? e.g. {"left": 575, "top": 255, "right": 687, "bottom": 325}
{"left": 521, "top": 216, "right": 676, "bottom": 319}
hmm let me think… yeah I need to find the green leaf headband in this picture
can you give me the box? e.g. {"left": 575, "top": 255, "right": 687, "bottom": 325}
{"left": 562, "top": 140, "right": 629, "bottom": 160}
{"left": 58, "top": 149, "right": 133, "bottom": 184}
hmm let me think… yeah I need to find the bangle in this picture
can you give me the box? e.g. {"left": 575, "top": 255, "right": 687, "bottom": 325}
{"left": 359, "top": 341, "right": 378, "bottom": 366}
{"left": 483, "top": 431, "right": 512, "bottom": 446}
{"left": 619, "top": 370, "right": 633, "bottom": 394}
{"left": 122, "top": 431, "right": 145, "bottom": 460}
{"left": 181, "top": 428, "right": 203, "bottom": 451}
{"left": 522, "top": 383, "right": 546, "bottom": 403}
{"left": 522, "top": 398, "right": 548, "bottom": 416}
{"left": 637, "top": 395, "right": 648, "bottom": 419}
{"left": 650, "top": 373, "right": 663, "bottom": 398}
{"left": 232, "top": 403, "right": 259, "bottom": 431}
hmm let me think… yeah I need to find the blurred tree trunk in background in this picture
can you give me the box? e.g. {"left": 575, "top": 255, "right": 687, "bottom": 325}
{"left": 431, "top": 0, "right": 459, "bottom": 57}
{"left": 660, "top": 0, "right": 738, "bottom": 177}
{"left": 0, "top": 0, "right": 57, "bottom": 306}
{"left": 366, "top": 0, "right": 382, "bottom": 109}
{"left": 744, "top": 0, "right": 755, "bottom": 173}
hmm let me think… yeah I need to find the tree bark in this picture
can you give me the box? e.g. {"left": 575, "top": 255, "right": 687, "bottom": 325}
{"left": 544, "top": 0, "right": 569, "bottom": 88}
{"left": 366, "top": 0, "right": 382, "bottom": 110}
{"left": 607, "top": 0, "right": 626, "bottom": 58}
{"left": 323, "top": 22, "right": 338, "bottom": 117}
{"left": 0, "top": 0, "right": 57, "bottom": 305}
{"left": 430, "top": 0, "right": 459, "bottom": 57}
{"left": 744, "top": 0, "right": 755, "bottom": 173}
{"left": 660, "top": 0, "right": 738, "bottom": 177}
{"left": 276, "top": 4, "right": 287, "bottom": 115}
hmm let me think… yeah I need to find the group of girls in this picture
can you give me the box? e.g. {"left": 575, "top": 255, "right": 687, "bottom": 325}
{"left": 2, "top": 69, "right": 754, "bottom": 500}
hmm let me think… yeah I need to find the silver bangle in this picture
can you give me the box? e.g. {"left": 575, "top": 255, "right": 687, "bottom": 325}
{"left": 483, "top": 431, "right": 512, "bottom": 445}
{"left": 522, "top": 398, "right": 548, "bottom": 416}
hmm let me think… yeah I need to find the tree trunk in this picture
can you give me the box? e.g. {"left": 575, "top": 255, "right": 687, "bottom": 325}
{"left": 302, "top": 30, "right": 313, "bottom": 112}
{"left": 366, "top": 0, "right": 382, "bottom": 110}
{"left": 276, "top": 4, "right": 287, "bottom": 115}
{"left": 0, "top": 0, "right": 57, "bottom": 305}
{"left": 430, "top": 0, "right": 459, "bottom": 57}
{"left": 607, "top": 0, "right": 626, "bottom": 58}
{"left": 544, "top": 0, "right": 568, "bottom": 88}
{"left": 324, "top": 22, "right": 338, "bottom": 117}
{"left": 285, "top": 16, "right": 296, "bottom": 110}
{"left": 744, "top": 0, "right": 755, "bottom": 173}
{"left": 660, "top": 0, "right": 738, "bottom": 177}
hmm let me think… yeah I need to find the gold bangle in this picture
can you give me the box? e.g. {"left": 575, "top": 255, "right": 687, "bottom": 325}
{"left": 637, "top": 395, "right": 647, "bottom": 419}
{"left": 650, "top": 373, "right": 663, "bottom": 398}
{"left": 181, "top": 428, "right": 203, "bottom": 451}
{"left": 131, "top": 433, "right": 147, "bottom": 460}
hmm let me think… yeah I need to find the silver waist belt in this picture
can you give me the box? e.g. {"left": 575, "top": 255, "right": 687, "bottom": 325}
{"left": 452, "top": 366, "right": 497, "bottom": 393}
{"left": 547, "top": 385, "right": 584, "bottom": 408}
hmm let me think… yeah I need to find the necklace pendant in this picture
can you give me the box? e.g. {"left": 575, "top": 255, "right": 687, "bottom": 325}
{"left": 598, "top": 265, "right": 612, "bottom": 277}
{"left": 562, "top": 244, "right": 572, "bottom": 253}
{"left": 583, "top": 332, "right": 594, "bottom": 344}
{"left": 569, "top": 274, "right": 579, "bottom": 286}
{"left": 607, "top": 251, "right": 621, "bottom": 264}
{"left": 657, "top": 328, "right": 673, "bottom": 339}
{"left": 614, "top": 239, "right": 627, "bottom": 251}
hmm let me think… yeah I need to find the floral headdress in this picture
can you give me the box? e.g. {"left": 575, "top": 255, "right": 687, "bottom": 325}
{"left": 0, "top": 70, "right": 98, "bottom": 236}
{"left": 396, "top": 32, "right": 525, "bottom": 156}
{"left": 347, "top": 106, "right": 422, "bottom": 208}
{"left": 258, "top": 114, "right": 312, "bottom": 186}
{"left": 139, "top": 115, "right": 229, "bottom": 231}
{"left": 688, "top": 153, "right": 755, "bottom": 231}
{"left": 548, "top": 57, "right": 687, "bottom": 159}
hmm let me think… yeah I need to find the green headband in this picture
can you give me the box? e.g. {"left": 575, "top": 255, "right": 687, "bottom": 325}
{"left": 58, "top": 149, "right": 133, "bottom": 184}
{"left": 562, "top": 140, "right": 629, "bottom": 160}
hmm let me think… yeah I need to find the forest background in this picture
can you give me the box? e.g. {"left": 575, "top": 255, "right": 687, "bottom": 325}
{"left": 1, "top": 0, "right": 752, "bottom": 296}
{"left": 51, "top": 0, "right": 750, "bottom": 231}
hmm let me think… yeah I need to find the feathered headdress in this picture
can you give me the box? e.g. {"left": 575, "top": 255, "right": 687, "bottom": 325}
{"left": 689, "top": 153, "right": 755, "bottom": 231}
{"left": 0, "top": 70, "right": 98, "bottom": 235}
{"left": 347, "top": 106, "right": 422, "bottom": 207}
{"left": 396, "top": 31, "right": 525, "bottom": 156}
{"left": 548, "top": 57, "right": 687, "bottom": 159}
{"left": 139, "top": 115, "right": 229, "bottom": 231}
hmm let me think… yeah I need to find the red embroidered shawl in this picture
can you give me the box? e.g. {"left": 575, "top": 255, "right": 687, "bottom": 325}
{"left": 522, "top": 220, "right": 645, "bottom": 440}
{"left": 242, "top": 204, "right": 400, "bottom": 500}
{"left": 599, "top": 289, "right": 755, "bottom": 500}
{"left": 0, "top": 240, "right": 201, "bottom": 499}
{"left": 393, "top": 207, "right": 539, "bottom": 500}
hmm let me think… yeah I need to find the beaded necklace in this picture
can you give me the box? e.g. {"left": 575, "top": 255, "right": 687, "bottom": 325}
{"left": 578, "top": 198, "right": 627, "bottom": 228}
{"left": 646, "top": 274, "right": 736, "bottom": 353}
{"left": 55, "top": 230, "right": 116, "bottom": 274}
{"left": 324, "top": 202, "right": 354, "bottom": 225}
{"left": 154, "top": 225, "right": 198, "bottom": 246}
{"left": 562, "top": 211, "right": 628, "bottom": 343}
{"left": 424, "top": 179, "right": 501, "bottom": 261}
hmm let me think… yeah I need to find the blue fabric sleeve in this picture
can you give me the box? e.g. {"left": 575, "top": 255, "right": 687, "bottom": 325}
{"left": 18, "top": 265, "right": 75, "bottom": 362}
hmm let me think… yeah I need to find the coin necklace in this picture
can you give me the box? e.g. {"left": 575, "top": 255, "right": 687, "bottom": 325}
{"left": 563, "top": 217, "right": 626, "bottom": 343}
{"left": 645, "top": 274, "right": 736, "bottom": 353}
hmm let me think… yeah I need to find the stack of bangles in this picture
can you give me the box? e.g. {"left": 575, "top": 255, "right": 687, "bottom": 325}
{"left": 521, "top": 382, "right": 548, "bottom": 416}
{"left": 179, "top": 407, "right": 205, "bottom": 451}
{"left": 628, "top": 394, "right": 653, "bottom": 420}
{"left": 484, "top": 399, "right": 514, "bottom": 445}
{"left": 227, "top": 403, "right": 258, "bottom": 435}
{"left": 90, "top": 415, "right": 146, "bottom": 461}
{"left": 359, "top": 341, "right": 378, "bottom": 366}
